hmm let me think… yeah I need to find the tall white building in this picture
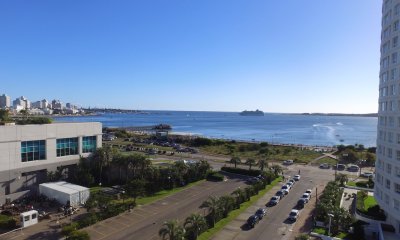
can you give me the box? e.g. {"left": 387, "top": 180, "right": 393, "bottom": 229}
{"left": 13, "top": 96, "right": 30, "bottom": 110}
{"left": 375, "top": 0, "right": 400, "bottom": 235}
{"left": 0, "top": 94, "right": 11, "bottom": 109}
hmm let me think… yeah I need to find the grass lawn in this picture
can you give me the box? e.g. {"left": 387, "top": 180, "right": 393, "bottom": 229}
{"left": 312, "top": 227, "right": 348, "bottom": 239}
{"left": 316, "top": 157, "right": 337, "bottom": 165}
{"left": 364, "top": 196, "right": 377, "bottom": 211}
{"left": 313, "top": 227, "right": 326, "bottom": 235}
{"left": 111, "top": 180, "right": 206, "bottom": 206}
{"left": 197, "top": 177, "right": 282, "bottom": 240}
{"left": 200, "top": 143, "right": 322, "bottom": 164}
{"left": 346, "top": 181, "right": 373, "bottom": 189}
{"left": 346, "top": 181, "right": 356, "bottom": 187}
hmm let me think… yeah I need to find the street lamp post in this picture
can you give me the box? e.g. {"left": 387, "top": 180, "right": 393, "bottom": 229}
{"left": 328, "top": 213, "right": 334, "bottom": 236}
{"left": 122, "top": 190, "right": 125, "bottom": 204}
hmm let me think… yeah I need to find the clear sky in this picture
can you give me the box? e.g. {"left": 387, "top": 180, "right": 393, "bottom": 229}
{"left": 0, "top": 0, "right": 382, "bottom": 113}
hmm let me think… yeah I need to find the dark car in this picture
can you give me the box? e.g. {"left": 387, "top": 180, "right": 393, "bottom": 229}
{"left": 268, "top": 196, "right": 280, "bottom": 206}
{"left": 255, "top": 208, "right": 267, "bottom": 219}
{"left": 247, "top": 215, "right": 260, "bottom": 228}
{"left": 276, "top": 190, "right": 285, "bottom": 199}
{"left": 296, "top": 199, "right": 306, "bottom": 209}
{"left": 336, "top": 164, "right": 346, "bottom": 171}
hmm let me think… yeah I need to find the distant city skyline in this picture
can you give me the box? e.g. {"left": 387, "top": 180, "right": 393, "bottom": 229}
{"left": 0, "top": 1, "right": 381, "bottom": 113}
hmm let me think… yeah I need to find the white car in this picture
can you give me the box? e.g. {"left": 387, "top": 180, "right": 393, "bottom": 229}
{"left": 305, "top": 189, "right": 312, "bottom": 196}
{"left": 294, "top": 175, "right": 301, "bottom": 181}
{"left": 288, "top": 209, "right": 300, "bottom": 221}
{"left": 268, "top": 196, "right": 280, "bottom": 206}
{"left": 300, "top": 193, "right": 311, "bottom": 203}
{"left": 281, "top": 185, "right": 290, "bottom": 192}
{"left": 362, "top": 172, "right": 374, "bottom": 178}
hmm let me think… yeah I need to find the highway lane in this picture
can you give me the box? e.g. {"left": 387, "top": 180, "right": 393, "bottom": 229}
{"left": 210, "top": 165, "right": 334, "bottom": 240}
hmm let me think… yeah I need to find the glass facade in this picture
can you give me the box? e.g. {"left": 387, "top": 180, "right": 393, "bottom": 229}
{"left": 56, "top": 138, "right": 79, "bottom": 157}
{"left": 82, "top": 136, "right": 97, "bottom": 153}
{"left": 21, "top": 140, "right": 46, "bottom": 162}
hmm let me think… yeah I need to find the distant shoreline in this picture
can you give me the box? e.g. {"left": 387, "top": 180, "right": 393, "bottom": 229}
{"left": 295, "top": 113, "right": 377, "bottom": 117}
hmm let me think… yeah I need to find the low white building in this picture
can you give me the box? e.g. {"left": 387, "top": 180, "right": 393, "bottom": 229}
{"left": 39, "top": 181, "right": 90, "bottom": 206}
{"left": 0, "top": 122, "right": 102, "bottom": 204}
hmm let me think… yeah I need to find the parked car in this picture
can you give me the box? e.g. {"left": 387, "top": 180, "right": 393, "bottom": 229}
{"left": 247, "top": 215, "right": 260, "bottom": 228}
{"left": 286, "top": 182, "right": 294, "bottom": 189}
{"left": 282, "top": 188, "right": 289, "bottom": 195}
{"left": 296, "top": 199, "right": 306, "bottom": 209}
{"left": 361, "top": 172, "right": 374, "bottom": 178}
{"left": 319, "top": 163, "right": 330, "bottom": 169}
{"left": 276, "top": 190, "right": 285, "bottom": 199}
{"left": 255, "top": 208, "right": 267, "bottom": 219}
{"left": 288, "top": 179, "right": 295, "bottom": 185}
{"left": 336, "top": 164, "right": 346, "bottom": 171}
{"left": 293, "top": 175, "right": 301, "bottom": 181}
{"left": 288, "top": 209, "right": 300, "bottom": 221}
{"left": 305, "top": 189, "right": 312, "bottom": 196}
{"left": 268, "top": 196, "right": 280, "bottom": 206}
{"left": 347, "top": 165, "right": 360, "bottom": 172}
{"left": 300, "top": 193, "right": 311, "bottom": 203}
{"left": 281, "top": 185, "right": 290, "bottom": 192}
{"left": 283, "top": 160, "right": 294, "bottom": 165}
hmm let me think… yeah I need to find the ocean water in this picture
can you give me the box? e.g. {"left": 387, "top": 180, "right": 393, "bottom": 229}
{"left": 53, "top": 111, "right": 378, "bottom": 147}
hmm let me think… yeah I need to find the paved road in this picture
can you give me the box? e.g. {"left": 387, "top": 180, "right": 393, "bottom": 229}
{"left": 211, "top": 164, "right": 335, "bottom": 240}
{"left": 85, "top": 172, "right": 249, "bottom": 240}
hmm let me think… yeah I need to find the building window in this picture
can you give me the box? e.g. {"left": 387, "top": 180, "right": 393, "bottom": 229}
{"left": 395, "top": 183, "right": 400, "bottom": 194}
{"left": 387, "top": 179, "right": 391, "bottom": 189}
{"left": 394, "top": 36, "right": 399, "bottom": 48}
{"left": 385, "top": 194, "right": 390, "bottom": 205}
{"left": 388, "top": 148, "right": 393, "bottom": 158}
{"left": 393, "top": 52, "right": 398, "bottom": 64}
{"left": 21, "top": 140, "right": 46, "bottom": 162}
{"left": 396, "top": 167, "right": 400, "bottom": 177}
{"left": 397, "top": 150, "right": 400, "bottom": 161}
{"left": 56, "top": 138, "right": 78, "bottom": 157}
{"left": 82, "top": 136, "right": 97, "bottom": 153}
{"left": 395, "top": 199, "right": 400, "bottom": 210}
{"left": 387, "top": 163, "right": 392, "bottom": 174}
{"left": 394, "top": 20, "right": 399, "bottom": 31}
{"left": 389, "top": 132, "right": 393, "bottom": 143}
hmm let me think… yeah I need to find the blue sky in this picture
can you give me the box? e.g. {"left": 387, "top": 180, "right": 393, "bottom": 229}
{"left": 0, "top": 1, "right": 381, "bottom": 113}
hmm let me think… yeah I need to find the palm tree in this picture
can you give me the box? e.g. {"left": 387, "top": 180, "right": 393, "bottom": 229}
{"left": 335, "top": 173, "right": 348, "bottom": 186}
{"left": 245, "top": 158, "right": 256, "bottom": 170}
{"left": 184, "top": 213, "right": 207, "bottom": 240}
{"left": 271, "top": 165, "right": 283, "bottom": 176}
{"left": 258, "top": 159, "right": 268, "bottom": 171}
{"left": 200, "top": 196, "right": 220, "bottom": 226}
{"left": 159, "top": 220, "right": 185, "bottom": 240}
{"left": 231, "top": 188, "right": 245, "bottom": 207}
{"left": 218, "top": 195, "right": 235, "bottom": 218}
{"left": 230, "top": 156, "right": 241, "bottom": 168}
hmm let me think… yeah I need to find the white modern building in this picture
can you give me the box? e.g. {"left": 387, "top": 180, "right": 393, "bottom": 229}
{"left": 0, "top": 122, "right": 102, "bottom": 204}
{"left": 13, "top": 96, "right": 30, "bottom": 110}
{"left": 375, "top": 0, "right": 400, "bottom": 235}
{"left": 0, "top": 94, "right": 11, "bottom": 109}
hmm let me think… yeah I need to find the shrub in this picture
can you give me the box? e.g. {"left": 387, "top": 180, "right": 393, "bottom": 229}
{"left": 62, "top": 222, "right": 79, "bottom": 236}
{"left": 206, "top": 171, "right": 224, "bottom": 181}
{"left": 0, "top": 214, "right": 16, "bottom": 229}
{"left": 221, "top": 166, "right": 261, "bottom": 176}
{"left": 67, "top": 230, "right": 90, "bottom": 240}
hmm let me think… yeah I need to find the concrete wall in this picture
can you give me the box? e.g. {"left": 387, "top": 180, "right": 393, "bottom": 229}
{"left": 0, "top": 122, "right": 102, "bottom": 204}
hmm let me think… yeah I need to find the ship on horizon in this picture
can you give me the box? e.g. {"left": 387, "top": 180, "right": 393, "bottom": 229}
{"left": 239, "top": 109, "right": 264, "bottom": 116}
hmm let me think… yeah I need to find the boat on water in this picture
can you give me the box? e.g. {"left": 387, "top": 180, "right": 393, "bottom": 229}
{"left": 239, "top": 110, "right": 264, "bottom": 116}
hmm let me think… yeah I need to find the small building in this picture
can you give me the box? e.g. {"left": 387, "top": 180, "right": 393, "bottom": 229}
{"left": 39, "top": 182, "right": 90, "bottom": 207}
{"left": 20, "top": 210, "right": 38, "bottom": 228}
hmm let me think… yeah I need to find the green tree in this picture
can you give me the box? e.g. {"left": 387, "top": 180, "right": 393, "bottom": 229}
{"left": 200, "top": 196, "right": 220, "bottom": 227}
{"left": 91, "top": 145, "right": 118, "bottom": 185}
{"left": 271, "top": 165, "right": 283, "bottom": 176}
{"left": 218, "top": 195, "right": 235, "bottom": 218}
{"left": 245, "top": 158, "right": 256, "bottom": 170}
{"left": 258, "top": 159, "right": 268, "bottom": 171}
{"left": 126, "top": 179, "right": 147, "bottom": 205}
{"left": 183, "top": 214, "right": 207, "bottom": 240}
{"left": 335, "top": 173, "right": 348, "bottom": 186}
{"left": 159, "top": 220, "right": 185, "bottom": 240}
{"left": 365, "top": 152, "right": 376, "bottom": 166}
{"left": 230, "top": 156, "right": 241, "bottom": 168}
{"left": 0, "top": 109, "right": 10, "bottom": 122}
{"left": 231, "top": 188, "right": 245, "bottom": 207}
